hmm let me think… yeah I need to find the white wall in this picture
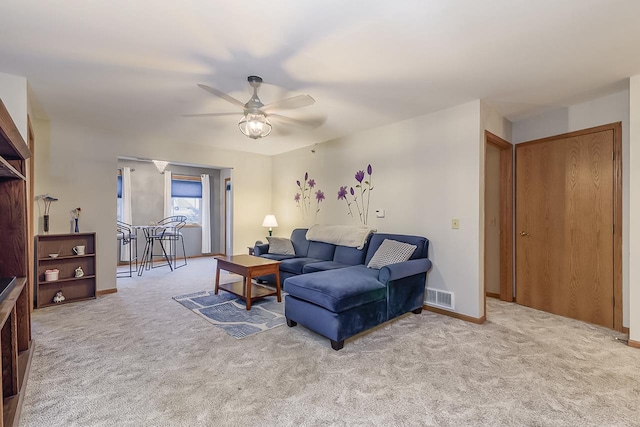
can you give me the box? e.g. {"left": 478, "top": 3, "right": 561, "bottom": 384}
{"left": 630, "top": 76, "right": 640, "bottom": 342}
{"left": 272, "top": 101, "right": 485, "bottom": 319}
{"left": 512, "top": 89, "right": 631, "bottom": 327}
{"left": 32, "top": 118, "right": 271, "bottom": 291}
{"left": 0, "top": 72, "right": 28, "bottom": 141}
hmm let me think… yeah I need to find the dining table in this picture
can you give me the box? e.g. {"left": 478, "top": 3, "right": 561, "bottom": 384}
{"left": 132, "top": 225, "right": 173, "bottom": 276}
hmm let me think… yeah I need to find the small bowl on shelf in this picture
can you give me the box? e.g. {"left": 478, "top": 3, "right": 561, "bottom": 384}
{"left": 48, "top": 253, "right": 59, "bottom": 258}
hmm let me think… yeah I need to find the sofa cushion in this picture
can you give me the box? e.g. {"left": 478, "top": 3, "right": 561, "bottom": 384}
{"left": 302, "top": 261, "right": 353, "bottom": 274}
{"left": 308, "top": 241, "right": 336, "bottom": 261}
{"left": 290, "top": 229, "right": 311, "bottom": 257}
{"left": 367, "top": 239, "right": 417, "bottom": 269}
{"left": 279, "top": 257, "right": 324, "bottom": 275}
{"left": 284, "top": 266, "right": 385, "bottom": 313}
{"left": 260, "top": 253, "right": 296, "bottom": 262}
{"left": 267, "top": 237, "right": 295, "bottom": 255}
{"left": 333, "top": 245, "right": 367, "bottom": 265}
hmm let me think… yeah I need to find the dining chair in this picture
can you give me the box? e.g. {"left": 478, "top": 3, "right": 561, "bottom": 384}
{"left": 155, "top": 215, "right": 187, "bottom": 269}
{"left": 116, "top": 220, "right": 138, "bottom": 278}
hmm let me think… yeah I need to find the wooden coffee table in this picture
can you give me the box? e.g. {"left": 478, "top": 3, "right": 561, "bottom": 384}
{"left": 214, "top": 254, "right": 281, "bottom": 310}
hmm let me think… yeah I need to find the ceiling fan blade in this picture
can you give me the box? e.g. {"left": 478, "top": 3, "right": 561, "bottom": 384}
{"left": 269, "top": 113, "right": 326, "bottom": 129}
{"left": 197, "top": 84, "right": 246, "bottom": 109}
{"left": 261, "top": 94, "right": 315, "bottom": 113}
{"left": 182, "top": 112, "right": 239, "bottom": 118}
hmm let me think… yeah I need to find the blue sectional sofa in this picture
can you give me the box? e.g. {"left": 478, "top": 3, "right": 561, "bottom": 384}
{"left": 254, "top": 228, "right": 369, "bottom": 285}
{"left": 254, "top": 229, "right": 432, "bottom": 350}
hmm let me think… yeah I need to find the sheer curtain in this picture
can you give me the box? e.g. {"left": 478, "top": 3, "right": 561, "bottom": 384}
{"left": 163, "top": 170, "right": 172, "bottom": 218}
{"left": 120, "top": 167, "right": 133, "bottom": 261}
{"left": 201, "top": 174, "right": 211, "bottom": 253}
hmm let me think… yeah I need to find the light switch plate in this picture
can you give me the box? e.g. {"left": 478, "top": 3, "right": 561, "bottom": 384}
{"left": 452, "top": 219, "right": 460, "bottom": 229}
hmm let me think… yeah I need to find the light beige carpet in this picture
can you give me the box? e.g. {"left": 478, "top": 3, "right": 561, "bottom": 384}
{"left": 20, "top": 258, "right": 639, "bottom": 426}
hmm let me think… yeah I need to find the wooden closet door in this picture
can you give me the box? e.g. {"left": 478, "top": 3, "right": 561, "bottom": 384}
{"left": 516, "top": 129, "right": 614, "bottom": 328}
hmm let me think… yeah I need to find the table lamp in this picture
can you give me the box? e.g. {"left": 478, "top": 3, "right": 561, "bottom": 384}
{"left": 262, "top": 214, "right": 278, "bottom": 236}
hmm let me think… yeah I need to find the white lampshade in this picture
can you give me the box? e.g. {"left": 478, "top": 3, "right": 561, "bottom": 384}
{"left": 262, "top": 215, "right": 278, "bottom": 228}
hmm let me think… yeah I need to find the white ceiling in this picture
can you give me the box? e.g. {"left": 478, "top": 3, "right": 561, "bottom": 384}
{"left": 2, "top": 0, "right": 640, "bottom": 155}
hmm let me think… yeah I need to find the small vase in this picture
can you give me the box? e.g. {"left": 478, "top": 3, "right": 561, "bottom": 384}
{"left": 43, "top": 215, "right": 50, "bottom": 233}
{"left": 74, "top": 218, "right": 79, "bottom": 233}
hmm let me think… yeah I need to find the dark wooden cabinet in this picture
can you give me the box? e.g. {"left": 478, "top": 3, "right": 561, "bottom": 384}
{"left": 0, "top": 99, "right": 33, "bottom": 426}
{"left": 35, "top": 233, "right": 97, "bottom": 308}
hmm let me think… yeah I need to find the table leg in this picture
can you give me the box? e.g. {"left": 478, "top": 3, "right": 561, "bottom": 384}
{"left": 214, "top": 266, "right": 220, "bottom": 295}
{"left": 275, "top": 268, "right": 282, "bottom": 302}
{"left": 157, "top": 239, "right": 174, "bottom": 271}
{"left": 245, "top": 274, "right": 252, "bottom": 310}
{"left": 138, "top": 237, "right": 151, "bottom": 276}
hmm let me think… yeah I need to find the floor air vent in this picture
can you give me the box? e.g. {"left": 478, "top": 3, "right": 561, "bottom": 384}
{"left": 425, "top": 288, "right": 454, "bottom": 310}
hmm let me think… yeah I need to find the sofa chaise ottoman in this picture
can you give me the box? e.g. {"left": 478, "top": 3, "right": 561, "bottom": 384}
{"left": 283, "top": 233, "right": 432, "bottom": 350}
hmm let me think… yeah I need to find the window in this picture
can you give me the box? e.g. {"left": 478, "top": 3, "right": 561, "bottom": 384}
{"left": 117, "top": 175, "right": 123, "bottom": 222}
{"left": 171, "top": 177, "right": 202, "bottom": 225}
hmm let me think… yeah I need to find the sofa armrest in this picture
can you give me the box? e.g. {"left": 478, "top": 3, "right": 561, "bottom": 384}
{"left": 378, "top": 258, "right": 432, "bottom": 283}
{"left": 254, "top": 243, "right": 270, "bottom": 256}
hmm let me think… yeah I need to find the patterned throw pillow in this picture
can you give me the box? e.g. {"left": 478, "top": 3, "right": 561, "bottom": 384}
{"left": 267, "top": 237, "right": 295, "bottom": 255}
{"left": 367, "top": 239, "right": 417, "bottom": 269}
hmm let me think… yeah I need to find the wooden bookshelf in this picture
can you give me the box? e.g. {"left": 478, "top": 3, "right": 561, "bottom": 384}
{"left": 35, "top": 233, "right": 97, "bottom": 308}
{"left": 0, "top": 98, "right": 33, "bottom": 427}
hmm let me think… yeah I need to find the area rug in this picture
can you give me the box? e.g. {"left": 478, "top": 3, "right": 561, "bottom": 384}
{"left": 173, "top": 289, "right": 285, "bottom": 339}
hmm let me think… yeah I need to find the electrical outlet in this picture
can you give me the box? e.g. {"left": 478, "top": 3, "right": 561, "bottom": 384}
{"left": 452, "top": 219, "right": 460, "bottom": 229}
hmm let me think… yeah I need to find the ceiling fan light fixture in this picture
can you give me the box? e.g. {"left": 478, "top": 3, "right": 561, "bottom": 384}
{"left": 239, "top": 112, "right": 272, "bottom": 139}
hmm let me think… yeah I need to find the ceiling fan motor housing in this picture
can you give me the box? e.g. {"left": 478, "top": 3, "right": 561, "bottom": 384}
{"left": 247, "top": 75, "right": 263, "bottom": 87}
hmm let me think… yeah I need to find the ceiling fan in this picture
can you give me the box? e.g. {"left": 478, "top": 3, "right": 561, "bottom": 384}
{"left": 185, "top": 76, "right": 316, "bottom": 139}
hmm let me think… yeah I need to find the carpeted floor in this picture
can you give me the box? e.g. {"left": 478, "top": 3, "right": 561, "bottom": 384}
{"left": 20, "top": 258, "right": 640, "bottom": 426}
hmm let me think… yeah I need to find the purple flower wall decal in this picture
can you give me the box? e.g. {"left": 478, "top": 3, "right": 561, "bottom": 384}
{"left": 337, "top": 186, "right": 347, "bottom": 200}
{"left": 338, "top": 186, "right": 354, "bottom": 217}
{"left": 295, "top": 172, "right": 323, "bottom": 221}
{"left": 338, "top": 164, "right": 375, "bottom": 225}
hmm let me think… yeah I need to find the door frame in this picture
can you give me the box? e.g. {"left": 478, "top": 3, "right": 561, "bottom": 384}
{"left": 27, "top": 116, "right": 35, "bottom": 311}
{"left": 515, "top": 122, "right": 623, "bottom": 331}
{"left": 484, "top": 131, "right": 514, "bottom": 303}
{"left": 224, "top": 177, "right": 231, "bottom": 255}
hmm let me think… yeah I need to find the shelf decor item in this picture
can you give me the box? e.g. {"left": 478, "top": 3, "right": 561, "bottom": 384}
{"left": 44, "top": 269, "right": 59, "bottom": 281}
{"left": 74, "top": 267, "right": 84, "bottom": 278}
{"left": 71, "top": 207, "right": 81, "bottom": 233}
{"left": 53, "top": 291, "right": 65, "bottom": 304}
{"left": 36, "top": 194, "right": 58, "bottom": 233}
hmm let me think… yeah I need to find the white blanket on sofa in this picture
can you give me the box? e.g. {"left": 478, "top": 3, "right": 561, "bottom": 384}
{"left": 306, "top": 225, "right": 376, "bottom": 249}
